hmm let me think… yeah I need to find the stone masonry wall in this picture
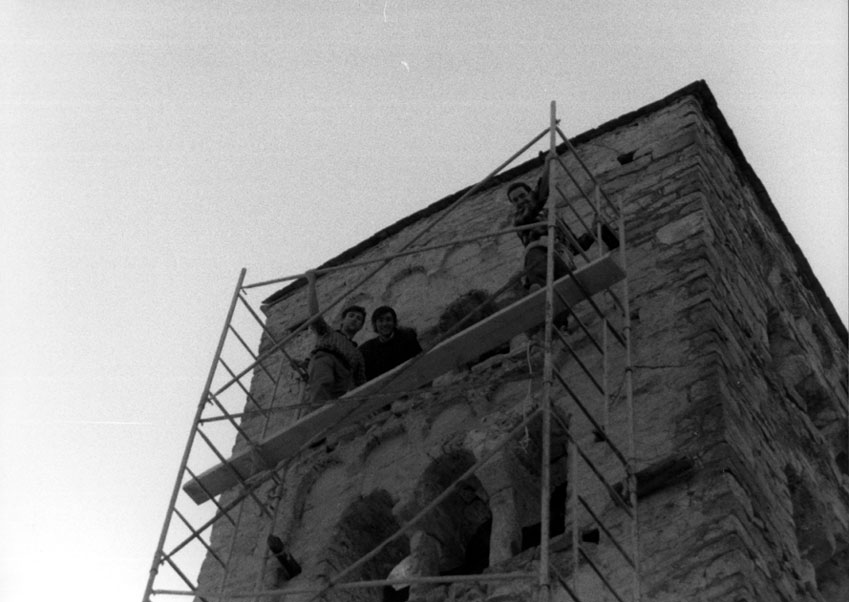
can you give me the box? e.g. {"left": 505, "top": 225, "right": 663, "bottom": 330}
{"left": 194, "top": 85, "right": 848, "bottom": 602}
{"left": 693, "top": 108, "right": 849, "bottom": 600}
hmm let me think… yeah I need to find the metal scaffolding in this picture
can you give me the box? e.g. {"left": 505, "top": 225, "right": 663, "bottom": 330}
{"left": 142, "top": 102, "right": 638, "bottom": 602}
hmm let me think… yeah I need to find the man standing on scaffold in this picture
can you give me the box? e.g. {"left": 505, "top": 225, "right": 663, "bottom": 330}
{"left": 507, "top": 157, "right": 619, "bottom": 293}
{"left": 304, "top": 270, "right": 367, "bottom": 407}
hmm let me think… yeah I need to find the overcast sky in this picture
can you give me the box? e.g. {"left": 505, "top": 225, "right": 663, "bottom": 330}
{"left": 1, "top": 2, "right": 846, "bottom": 602}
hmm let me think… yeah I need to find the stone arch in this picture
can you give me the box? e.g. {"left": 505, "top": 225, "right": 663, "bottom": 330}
{"left": 438, "top": 241, "right": 484, "bottom": 274}
{"left": 285, "top": 462, "right": 350, "bottom": 581}
{"left": 382, "top": 265, "right": 441, "bottom": 333}
{"left": 396, "top": 450, "right": 493, "bottom": 599}
{"left": 341, "top": 291, "right": 372, "bottom": 319}
{"left": 386, "top": 265, "right": 428, "bottom": 292}
{"left": 318, "top": 489, "right": 410, "bottom": 602}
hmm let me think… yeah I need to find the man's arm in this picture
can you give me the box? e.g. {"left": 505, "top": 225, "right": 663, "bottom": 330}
{"left": 529, "top": 156, "right": 553, "bottom": 221}
{"left": 513, "top": 157, "right": 553, "bottom": 227}
{"left": 306, "top": 270, "right": 329, "bottom": 335}
{"left": 537, "top": 153, "right": 552, "bottom": 207}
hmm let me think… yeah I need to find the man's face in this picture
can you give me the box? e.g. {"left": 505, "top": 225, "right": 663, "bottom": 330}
{"left": 374, "top": 313, "right": 396, "bottom": 339}
{"left": 509, "top": 187, "right": 533, "bottom": 210}
{"left": 341, "top": 311, "right": 364, "bottom": 336}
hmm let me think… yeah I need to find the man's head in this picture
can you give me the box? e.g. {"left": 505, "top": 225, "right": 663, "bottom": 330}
{"left": 507, "top": 182, "right": 534, "bottom": 209}
{"left": 339, "top": 305, "right": 366, "bottom": 337}
{"left": 371, "top": 305, "right": 397, "bottom": 339}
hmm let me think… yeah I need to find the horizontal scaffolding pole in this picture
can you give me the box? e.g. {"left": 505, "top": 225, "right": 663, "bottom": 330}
{"left": 219, "top": 128, "right": 561, "bottom": 405}
{"left": 556, "top": 127, "right": 620, "bottom": 219}
{"left": 185, "top": 256, "right": 625, "bottom": 504}
{"left": 153, "top": 572, "right": 535, "bottom": 600}
{"left": 237, "top": 293, "right": 307, "bottom": 380}
{"left": 199, "top": 405, "right": 297, "bottom": 424}
{"left": 242, "top": 223, "right": 550, "bottom": 290}
{"left": 162, "top": 555, "right": 208, "bottom": 602}
{"left": 203, "top": 339, "right": 563, "bottom": 425}
{"left": 316, "top": 408, "right": 543, "bottom": 593}
{"left": 218, "top": 226, "right": 555, "bottom": 400}
{"left": 242, "top": 124, "right": 550, "bottom": 293}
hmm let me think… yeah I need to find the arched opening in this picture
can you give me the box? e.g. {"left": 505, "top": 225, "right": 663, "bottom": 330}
{"left": 322, "top": 489, "right": 410, "bottom": 602}
{"left": 417, "top": 450, "right": 492, "bottom": 576}
{"left": 392, "top": 450, "right": 493, "bottom": 599}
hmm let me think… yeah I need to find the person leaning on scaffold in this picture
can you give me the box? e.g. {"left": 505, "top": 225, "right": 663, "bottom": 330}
{"left": 506, "top": 156, "right": 619, "bottom": 294}
{"left": 359, "top": 305, "right": 422, "bottom": 381}
{"left": 304, "top": 270, "right": 367, "bottom": 406}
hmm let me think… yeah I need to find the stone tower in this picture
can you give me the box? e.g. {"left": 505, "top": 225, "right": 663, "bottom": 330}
{"left": 144, "top": 81, "right": 848, "bottom": 602}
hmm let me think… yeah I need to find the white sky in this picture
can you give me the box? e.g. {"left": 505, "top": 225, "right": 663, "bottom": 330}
{"left": 1, "top": 2, "right": 846, "bottom": 602}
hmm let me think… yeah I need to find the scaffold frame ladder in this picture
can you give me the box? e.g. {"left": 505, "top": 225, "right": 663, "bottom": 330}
{"left": 142, "top": 102, "right": 639, "bottom": 602}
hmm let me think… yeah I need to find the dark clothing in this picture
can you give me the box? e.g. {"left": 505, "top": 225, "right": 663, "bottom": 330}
{"left": 306, "top": 317, "right": 365, "bottom": 406}
{"left": 307, "top": 350, "right": 356, "bottom": 404}
{"left": 524, "top": 246, "right": 571, "bottom": 290}
{"left": 513, "top": 177, "right": 619, "bottom": 290}
{"left": 310, "top": 319, "right": 366, "bottom": 385}
{"left": 360, "top": 327, "right": 422, "bottom": 381}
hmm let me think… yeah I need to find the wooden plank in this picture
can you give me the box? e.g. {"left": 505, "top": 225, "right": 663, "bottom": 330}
{"left": 184, "top": 254, "right": 624, "bottom": 504}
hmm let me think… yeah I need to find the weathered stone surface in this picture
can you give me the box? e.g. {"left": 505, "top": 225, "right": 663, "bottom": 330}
{"left": 193, "top": 85, "right": 848, "bottom": 602}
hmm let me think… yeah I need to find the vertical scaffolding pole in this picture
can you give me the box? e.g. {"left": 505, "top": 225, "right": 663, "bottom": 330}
{"left": 596, "top": 186, "right": 611, "bottom": 433}
{"left": 537, "top": 100, "right": 558, "bottom": 602}
{"left": 570, "top": 437, "right": 579, "bottom": 596}
{"left": 142, "top": 268, "right": 247, "bottom": 602}
{"left": 618, "top": 194, "right": 640, "bottom": 602}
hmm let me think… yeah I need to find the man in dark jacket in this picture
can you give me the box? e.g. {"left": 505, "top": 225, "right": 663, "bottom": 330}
{"left": 360, "top": 306, "right": 422, "bottom": 381}
{"left": 508, "top": 158, "right": 619, "bottom": 292}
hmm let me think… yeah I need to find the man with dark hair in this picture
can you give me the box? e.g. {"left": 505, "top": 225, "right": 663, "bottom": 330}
{"left": 304, "top": 270, "right": 367, "bottom": 406}
{"left": 359, "top": 305, "right": 422, "bottom": 381}
{"left": 508, "top": 159, "right": 618, "bottom": 292}
{"left": 508, "top": 176, "right": 569, "bottom": 292}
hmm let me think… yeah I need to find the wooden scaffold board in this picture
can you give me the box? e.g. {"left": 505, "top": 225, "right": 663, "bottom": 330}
{"left": 184, "top": 254, "right": 624, "bottom": 504}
